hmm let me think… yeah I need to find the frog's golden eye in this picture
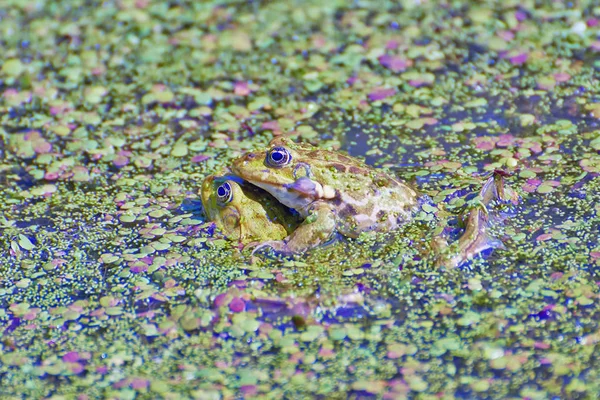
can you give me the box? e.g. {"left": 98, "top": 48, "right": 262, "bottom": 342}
{"left": 266, "top": 147, "right": 292, "bottom": 168}
{"left": 216, "top": 182, "right": 233, "bottom": 204}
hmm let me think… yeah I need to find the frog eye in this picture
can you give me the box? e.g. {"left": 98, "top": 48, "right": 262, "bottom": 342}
{"left": 266, "top": 146, "right": 292, "bottom": 168}
{"left": 216, "top": 182, "right": 233, "bottom": 204}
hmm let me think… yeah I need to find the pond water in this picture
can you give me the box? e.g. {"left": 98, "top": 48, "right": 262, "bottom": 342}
{"left": 1, "top": 1, "right": 599, "bottom": 398}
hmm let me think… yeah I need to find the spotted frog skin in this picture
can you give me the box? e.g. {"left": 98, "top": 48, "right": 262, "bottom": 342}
{"left": 230, "top": 137, "right": 420, "bottom": 253}
{"left": 200, "top": 175, "right": 300, "bottom": 246}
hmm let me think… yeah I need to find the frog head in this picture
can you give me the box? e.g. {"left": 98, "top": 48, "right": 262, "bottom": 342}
{"left": 200, "top": 175, "right": 248, "bottom": 242}
{"left": 230, "top": 137, "right": 354, "bottom": 212}
{"left": 200, "top": 174, "right": 298, "bottom": 244}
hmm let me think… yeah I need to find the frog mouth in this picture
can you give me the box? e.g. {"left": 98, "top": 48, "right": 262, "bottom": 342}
{"left": 245, "top": 180, "right": 309, "bottom": 210}
{"left": 284, "top": 177, "right": 336, "bottom": 200}
{"left": 244, "top": 177, "right": 337, "bottom": 216}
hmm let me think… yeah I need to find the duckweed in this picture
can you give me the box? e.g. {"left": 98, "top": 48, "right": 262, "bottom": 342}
{"left": 1, "top": 0, "right": 600, "bottom": 398}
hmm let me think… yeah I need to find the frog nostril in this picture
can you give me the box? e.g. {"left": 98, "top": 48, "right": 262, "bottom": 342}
{"left": 247, "top": 153, "right": 256, "bottom": 159}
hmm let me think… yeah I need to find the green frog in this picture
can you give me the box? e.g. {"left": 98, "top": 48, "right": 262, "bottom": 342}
{"left": 200, "top": 174, "right": 301, "bottom": 246}
{"left": 230, "top": 136, "right": 421, "bottom": 254}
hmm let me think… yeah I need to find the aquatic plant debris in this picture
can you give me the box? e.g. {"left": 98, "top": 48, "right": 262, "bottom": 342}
{"left": 1, "top": 0, "right": 600, "bottom": 398}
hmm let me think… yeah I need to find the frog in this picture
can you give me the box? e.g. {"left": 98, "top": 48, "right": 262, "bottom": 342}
{"left": 200, "top": 174, "right": 301, "bottom": 247}
{"left": 230, "top": 136, "right": 420, "bottom": 254}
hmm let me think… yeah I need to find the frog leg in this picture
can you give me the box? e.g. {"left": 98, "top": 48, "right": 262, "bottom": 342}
{"left": 434, "top": 205, "right": 503, "bottom": 268}
{"left": 434, "top": 172, "right": 517, "bottom": 268}
{"left": 284, "top": 202, "right": 337, "bottom": 252}
{"left": 251, "top": 202, "right": 337, "bottom": 255}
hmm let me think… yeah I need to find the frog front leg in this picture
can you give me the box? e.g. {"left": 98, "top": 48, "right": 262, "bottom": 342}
{"left": 252, "top": 201, "right": 337, "bottom": 255}
{"left": 284, "top": 201, "right": 337, "bottom": 252}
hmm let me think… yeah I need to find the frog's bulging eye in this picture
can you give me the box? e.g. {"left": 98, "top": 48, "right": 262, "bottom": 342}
{"left": 216, "top": 182, "right": 233, "bottom": 204}
{"left": 266, "top": 147, "right": 292, "bottom": 168}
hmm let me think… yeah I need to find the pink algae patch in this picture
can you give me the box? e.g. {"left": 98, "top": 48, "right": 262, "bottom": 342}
{"left": 129, "top": 264, "right": 148, "bottom": 274}
{"left": 22, "top": 309, "right": 39, "bottom": 321}
{"left": 229, "top": 297, "right": 246, "bottom": 313}
{"left": 32, "top": 140, "right": 52, "bottom": 154}
{"left": 474, "top": 137, "right": 495, "bottom": 151}
{"left": 525, "top": 141, "right": 543, "bottom": 153}
{"left": 386, "top": 350, "right": 403, "bottom": 359}
{"left": 191, "top": 154, "right": 210, "bottom": 162}
{"left": 378, "top": 54, "right": 411, "bottom": 72}
{"left": 113, "top": 379, "right": 129, "bottom": 389}
{"left": 554, "top": 72, "right": 571, "bottom": 82}
{"left": 318, "top": 347, "right": 335, "bottom": 358}
{"left": 96, "top": 366, "right": 108, "bottom": 374}
{"left": 113, "top": 155, "right": 130, "bottom": 167}
{"left": 240, "top": 385, "right": 258, "bottom": 396}
{"left": 536, "top": 233, "right": 553, "bottom": 241}
{"left": 509, "top": 52, "right": 528, "bottom": 65}
{"left": 385, "top": 40, "right": 399, "bottom": 50}
{"left": 213, "top": 293, "right": 229, "bottom": 308}
{"left": 50, "top": 103, "right": 73, "bottom": 116}
{"left": 261, "top": 120, "right": 282, "bottom": 135}
{"left": 261, "top": 120, "right": 280, "bottom": 131}
{"left": 408, "top": 79, "right": 430, "bottom": 87}
{"left": 498, "top": 30, "right": 515, "bottom": 41}
{"left": 550, "top": 272, "right": 564, "bottom": 280}
{"left": 522, "top": 178, "right": 541, "bottom": 193}
{"left": 63, "top": 352, "right": 80, "bottom": 363}
{"left": 496, "top": 134, "right": 516, "bottom": 147}
{"left": 3, "top": 88, "right": 19, "bottom": 97}
{"left": 3, "top": 88, "right": 32, "bottom": 104}
{"left": 368, "top": 88, "right": 396, "bottom": 101}
{"left": 515, "top": 10, "right": 528, "bottom": 21}
{"left": 234, "top": 81, "right": 252, "bottom": 96}
{"left": 24, "top": 131, "right": 52, "bottom": 154}
{"left": 130, "top": 378, "right": 150, "bottom": 390}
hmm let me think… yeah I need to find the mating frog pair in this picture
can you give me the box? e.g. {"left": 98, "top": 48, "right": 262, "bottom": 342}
{"left": 200, "top": 137, "right": 515, "bottom": 267}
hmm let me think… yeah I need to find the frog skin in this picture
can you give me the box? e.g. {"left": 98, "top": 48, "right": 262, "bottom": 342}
{"left": 200, "top": 175, "right": 300, "bottom": 246}
{"left": 230, "top": 136, "right": 420, "bottom": 253}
